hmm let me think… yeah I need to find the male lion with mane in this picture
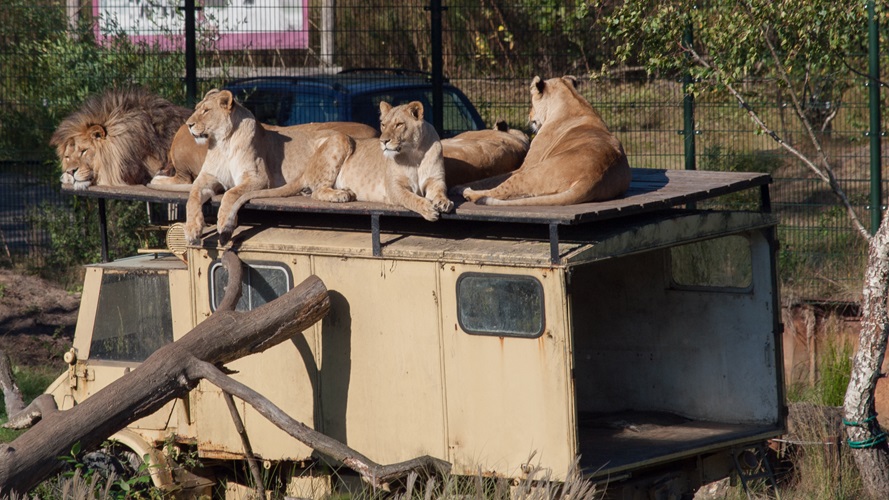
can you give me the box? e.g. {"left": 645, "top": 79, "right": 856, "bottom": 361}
{"left": 183, "top": 89, "right": 377, "bottom": 245}
{"left": 50, "top": 88, "right": 191, "bottom": 190}
{"left": 451, "top": 76, "right": 631, "bottom": 205}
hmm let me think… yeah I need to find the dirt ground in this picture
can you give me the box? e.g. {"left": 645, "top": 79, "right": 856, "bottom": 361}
{"left": 0, "top": 270, "right": 79, "bottom": 369}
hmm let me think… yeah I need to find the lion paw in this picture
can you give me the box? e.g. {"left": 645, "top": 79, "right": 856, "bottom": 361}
{"left": 184, "top": 221, "right": 203, "bottom": 246}
{"left": 313, "top": 188, "right": 355, "bottom": 203}
{"left": 415, "top": 200, "right": 440, "bottom": 222}
{"left": 432, "top": 196, "right": 454, "bottom": 214}
{"left": 73, "top": 180, "right": 91, "bottom": 191}
{"left": 462, "top": 188, "right": 484, "bottom": 203}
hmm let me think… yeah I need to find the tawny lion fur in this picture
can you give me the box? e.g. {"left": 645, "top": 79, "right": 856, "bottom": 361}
{"left": 152, "top": 121, "right": 379, "bottom": 188}
{"left": 452, "top": 76, "right": 631, "bottom": 206}
{"left": 441, "top": 120, "right": 529, "bottom": 187}
{"left": 183, "top": 89, "right": 377, "bottom": 245}
{"left": 219, "top": 100, "right": 453, "bottom": 232}
{"left": 50, "top": 88, "right": 191, "bottom": 190}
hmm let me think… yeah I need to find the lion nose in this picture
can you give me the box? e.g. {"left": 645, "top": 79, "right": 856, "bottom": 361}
{"left": 65, "top": 167, "right": 77, "bottom": 175}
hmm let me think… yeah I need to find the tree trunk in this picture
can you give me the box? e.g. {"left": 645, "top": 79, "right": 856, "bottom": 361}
{"left": 844, "top": 214, "right": 889, "bottom": 499}
{"left": 0, "top": 252, "right": 331, "bottom": 496}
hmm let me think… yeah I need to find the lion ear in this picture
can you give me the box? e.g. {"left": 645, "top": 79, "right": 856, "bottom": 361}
{"left": 88, "top": 125, "right": 106, "bottom": 140}
{"left": 531, "top": 76, "right": 545, "bottom": 95}
{"left": 217, "top": 90, "right": 234, "bottom": 110}
{"left": 406, "top": 101, "right": 424, "bottom": 121}
{"left": 562, "top": 75, "right": 578, "bottom": 88}
{"left": 379, "top": 101, "right": 392, "bottom": 118}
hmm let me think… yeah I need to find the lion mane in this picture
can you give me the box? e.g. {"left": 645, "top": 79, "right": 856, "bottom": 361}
{"left": 50, "top": 88, "right": 191, "bottom": 189}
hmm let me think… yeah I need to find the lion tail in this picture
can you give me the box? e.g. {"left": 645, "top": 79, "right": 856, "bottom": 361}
{"left": 218, "top": 182, "right": 309, "bottom": 232}
{"left": 146, "top": 180, "right": 194, "bottom": 192}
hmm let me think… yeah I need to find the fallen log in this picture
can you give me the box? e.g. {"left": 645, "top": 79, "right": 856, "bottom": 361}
{"left": 0, "top": 251, "right": 451, "bottom": 496}
{"left": 0, "top": 251, "right": 329, "bottom": 495}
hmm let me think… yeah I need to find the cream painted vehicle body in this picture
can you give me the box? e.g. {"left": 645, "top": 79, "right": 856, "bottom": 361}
{"left": 48, "top": 168, "right": 786, "bottom": 498}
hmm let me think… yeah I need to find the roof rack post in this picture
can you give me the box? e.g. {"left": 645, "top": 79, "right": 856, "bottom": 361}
{"left": 98, "top": 198, "right": 109, "bottom": 262}
{"left": 371, "top": 214, "right": 381, "bottom": 257}
{"left": 549, "top": 223, "right": 560, "bottom": 265}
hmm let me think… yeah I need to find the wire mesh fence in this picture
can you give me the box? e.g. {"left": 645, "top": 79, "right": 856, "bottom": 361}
{"left": 0, "top": 0, "right": 883, "bottom": 302}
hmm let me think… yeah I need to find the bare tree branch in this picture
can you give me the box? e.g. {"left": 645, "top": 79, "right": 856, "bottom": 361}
{"left": 189, "top": 359, "right": 451, "bottom": 488}
{"left": 682, "top": 44, "right": 871, "bottom": 240}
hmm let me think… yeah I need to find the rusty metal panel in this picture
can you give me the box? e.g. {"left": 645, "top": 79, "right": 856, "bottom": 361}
{"left": 313, "top": 256, "right": 448, "bottom": 464}
{"left": 190, "top": 249, "right": 318, "bottom": 461}
{"left": 438, "top": 264, "right": 574, "bottom": 479}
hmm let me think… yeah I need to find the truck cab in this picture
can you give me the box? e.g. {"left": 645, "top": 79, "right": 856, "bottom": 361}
{"left": 48, "top": 168, "right": 786, "bottom": 498}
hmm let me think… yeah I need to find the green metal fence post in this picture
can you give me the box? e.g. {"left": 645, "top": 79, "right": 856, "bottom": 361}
{"left": 184, "top": 0, "right": 197, "bottom": 108}
{"left": 868, "top": 0, "right": 882, "bottom": 234}
{"left": 683, "top": 22, "right": 696, "bottom": 172}
{"left": 429, "top": 0, "right": 444, "bottom": 136}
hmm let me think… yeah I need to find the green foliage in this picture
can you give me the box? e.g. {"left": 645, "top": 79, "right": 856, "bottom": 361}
{"left": 598, "top": 1, "right": 868, "bottom": 132}
{"left": 0, "top": 364, "right": 62, "bottom": 443}
{"left": 55, "top": 442, "right": 161, "bottom": 500}
{"left": 0, "top": 0, "right": 185, "bottom": 162}
{"left": 30, "top": 197, "right": 162, "bottom": 284}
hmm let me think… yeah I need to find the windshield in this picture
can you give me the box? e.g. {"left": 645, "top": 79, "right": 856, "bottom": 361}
{"left": 352, "top": 88, "right": 480, "bottom": 138}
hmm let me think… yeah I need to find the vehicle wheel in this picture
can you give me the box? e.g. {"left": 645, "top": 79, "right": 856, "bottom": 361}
{"left": 82, "top": 441, "right": 148, "bottom": 486}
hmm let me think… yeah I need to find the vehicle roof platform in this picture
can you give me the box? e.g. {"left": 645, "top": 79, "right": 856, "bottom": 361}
{"left": 63, "top": 168, "right": 773, "bottom": 265}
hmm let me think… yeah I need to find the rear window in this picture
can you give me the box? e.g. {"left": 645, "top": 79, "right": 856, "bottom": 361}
{"left": 90, "top": 271, "right": 174, "bottom": 362}
{"left": 669, "top": 235, "right": 753, "bottom": 291}
{"left": 210, "top": 261, "right": 292, "bottom": 312}
{"left": 456, "top": 273, "right": 545, "bottom": 338}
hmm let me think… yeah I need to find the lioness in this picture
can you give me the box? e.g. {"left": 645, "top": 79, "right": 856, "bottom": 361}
{"left": 183, "top": 89, "right": 375, "bottom": 245}
{"left": 452, "top": 76, "right": 631, "bottom": 205}
{"left": 441, "top": 120, "right": 529, "bottom": 187}
{"left": 50, "top": 88, "right": 191, "bottom": 190}
{"left": 150, "top": 124, "right": 208, "bottom": 186}
{"left": 304, "top": 101, "right": 454, "bottom": 221}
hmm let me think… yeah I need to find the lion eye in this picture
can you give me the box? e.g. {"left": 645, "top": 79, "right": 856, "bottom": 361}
{"left": 79, "top": 150, "right": 86, "bottom": 157}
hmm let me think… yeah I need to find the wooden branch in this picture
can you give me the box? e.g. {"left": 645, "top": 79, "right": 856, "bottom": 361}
{"left": 0, "top": 251, "right": 330, "bottom": 496}
{"left": 189, "top": 360, "right": 451, "bottom": 487}
{"left": 223, "top": 392, "right": 266, "bottom": 499}
{"left": 682, "top": 45, "right": 870, "bottom": 240}
{"left": 0, "top": 350, "right": 25, "bottom": 419}
{"left": 2, "top": 394, "right": 57, "bottom": 430}
{"left": 216, "top": 250, "right": 244, "bottom": 313}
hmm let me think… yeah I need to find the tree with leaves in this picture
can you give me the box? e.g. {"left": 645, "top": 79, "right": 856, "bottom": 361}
{"left": 598, "top": 1, "right": 889, "bottom": 497}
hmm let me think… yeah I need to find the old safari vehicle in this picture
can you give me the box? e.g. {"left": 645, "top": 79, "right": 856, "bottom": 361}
{"left": 48, "top": 167, "right": 785, "bottom": 498}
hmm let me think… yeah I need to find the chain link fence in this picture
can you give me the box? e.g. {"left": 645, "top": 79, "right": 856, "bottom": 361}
{"left": 0, "top": 0, "right": 883, "bottom": 302}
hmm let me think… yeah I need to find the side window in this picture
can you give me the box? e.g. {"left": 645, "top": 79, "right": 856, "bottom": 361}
{"left": 90, "top": 271, "right": 174, "bottom": 362}
{"left": 239, "top": 89, "right": 291, "bottom": 126}
{"left": 210, "top": 261, "right": 292, "bottom": 312}
{"left": 457, "top": 273, "right": 545, "bottom": 338}
{"left": 669, "top": 235, "right": 753, "bottom": 291}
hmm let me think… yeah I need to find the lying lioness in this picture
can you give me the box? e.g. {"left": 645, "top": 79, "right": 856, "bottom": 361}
{"left": 452, "top": 76, "right": 631, "bottom": 205}
{"left": 220, "top": 100, "right": 453, "bottom": 227}
{"left": 441, "top": 120, "right": 529, "bottom": 187}
{"left": 182, "top": 89, "right": 375, "bottom": 245}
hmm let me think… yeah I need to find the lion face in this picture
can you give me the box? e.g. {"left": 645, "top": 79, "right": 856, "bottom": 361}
{"left": 63, "top": 125, "right": 107, "bottom": 190}
{"left": 379, "top": 101, "right": 425, "bottom": 159}
{"left": 187, "top": 89, "right": 236, "bottom": 146}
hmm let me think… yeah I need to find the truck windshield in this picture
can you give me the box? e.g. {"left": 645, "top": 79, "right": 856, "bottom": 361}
{"left": 90, "top": 271, "right": 174, "bottom": 362}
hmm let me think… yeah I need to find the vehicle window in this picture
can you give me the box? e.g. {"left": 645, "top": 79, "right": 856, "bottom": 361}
{"left": 210, "top": 261, "right": 292, "bottom": 312}
{"left": 90, "top": 271, "right": 174, "bottom": 362}
{"left": 287, "top": 92, "right": 341, "bottom": 124}
{"left": 670, "top": 235, "right": 753, "bottom": 290}
{"left": 352, "top": 89, "right": 479, "bottom": 137}
{"left": 457, "top": 273, "right": 545, "bottom": 338}
{"left": 237, "top": 89, "right": 291, "bottom": 126}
